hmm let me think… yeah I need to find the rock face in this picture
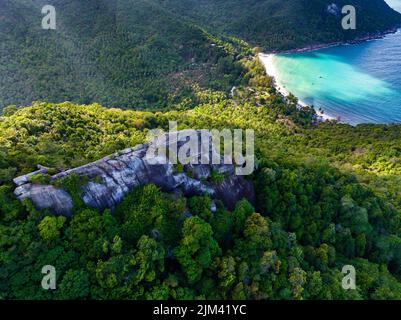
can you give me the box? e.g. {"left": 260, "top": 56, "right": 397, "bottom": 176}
{"left": 14, "top": 130, "right": 255, "bottom": 216}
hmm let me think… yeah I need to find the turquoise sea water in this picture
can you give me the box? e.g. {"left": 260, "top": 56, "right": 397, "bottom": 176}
{"left": 271, "top": 30, "right": 401, "bottom": 125}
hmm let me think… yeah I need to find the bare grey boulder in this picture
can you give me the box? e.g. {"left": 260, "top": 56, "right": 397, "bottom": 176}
{"left": 13, "top": 130, "right": 255, "bottom": 216}
{"left": 14, "top": 184, "right": 74, "bottom": 216}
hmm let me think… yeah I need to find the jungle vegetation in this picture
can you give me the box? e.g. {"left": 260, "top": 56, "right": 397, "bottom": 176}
{"left": 2, "top": 0, "right": 401, "bottom": 300}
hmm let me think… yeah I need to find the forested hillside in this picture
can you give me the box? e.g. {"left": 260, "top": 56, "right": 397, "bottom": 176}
{"left": 1, "top": 0, "right": 400, "bottom": 109}
{"left": 2, "top": 0, "right": 401, "bottom": 301}
{"left": 2, "top": 55, "right": 401, "bottom": 299}
{"left": 0, "top": 0, "right": 247, "bottom": 109}
{"left": 157, "top": 0, "right": 401, "bottom": 49}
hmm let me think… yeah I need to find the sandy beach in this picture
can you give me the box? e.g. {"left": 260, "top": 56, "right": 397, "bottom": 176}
{"left": 258, "top": 52, "right": 334, "bottom": 122}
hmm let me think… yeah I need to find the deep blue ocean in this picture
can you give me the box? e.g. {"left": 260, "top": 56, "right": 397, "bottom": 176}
{"left": 270, "top": 3, "right": 401, "bottom": 125}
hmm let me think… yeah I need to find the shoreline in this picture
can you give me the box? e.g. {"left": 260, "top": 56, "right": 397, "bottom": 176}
{"left": 258, "top": 53, "right": 334, "bottom": 122}
{"left": 269, "top": 27, "right": 401, "bottom": 54}
{"left": 259, "top": 27, "right": 401, "bottom": 124}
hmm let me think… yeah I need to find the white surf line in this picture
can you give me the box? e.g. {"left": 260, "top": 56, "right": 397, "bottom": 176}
{"left": 258, "top": 52, "right": 334, "bottom": 122}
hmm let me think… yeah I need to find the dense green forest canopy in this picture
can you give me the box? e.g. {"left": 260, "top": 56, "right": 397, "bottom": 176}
{"left": 1, "top": 0, "right": 400, "bottom": 109}
{"left": 2, "top": 0, "right": 401, "bottom": 301}
{"left": 157, "top": 0, "right": 401, "bottom": 50}
{"left": 0, "top": 0, "right": 248, "bottom": 109}
{"left": 2, "top": 55, "right": 401, "bottom": 299}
